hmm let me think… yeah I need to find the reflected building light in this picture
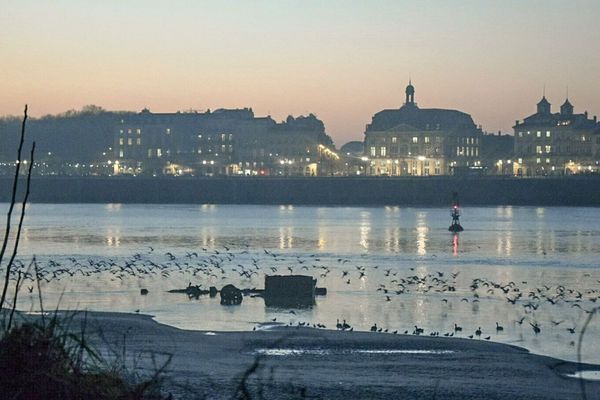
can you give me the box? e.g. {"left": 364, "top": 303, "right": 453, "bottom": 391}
{"left": 359, "top": 211, "right": 371, "bottom": 250}
{"left": 317, "top": 226, "right": 326, "bottom": 251}
{"left": 106, "top": 203, "right": 122, "bottom": 212}
{"left": 105, "top": 229, "right": 121, "bottom": 247}
{"left": 416, "top": 212, "right": 428, "bottom": 256}
{"left": 385, "top": 228, "right": 400, "bottom": 253}
{"left": 201, "top": 228, "right": 215, "bottom": 247}
{"left": 279, "top": 227, "right": 293, "bottom": 249}
{"left": 200, "top": 204, "right": 217, "bottom": 212}
{"left": 359, "top": 225, "right": 370, "bottom": 250}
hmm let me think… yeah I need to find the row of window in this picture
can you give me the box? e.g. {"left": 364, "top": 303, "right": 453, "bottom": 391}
{"left": 518, "top": 130, "right": 551, "bottom": 138}
{"left": 119, "top": 138, "right": 142, "bottom": 146}
{"left": 456, "top": 147, "right": 479, "bottom": 157}
{"left": 198, "top": 133, "right": 233, "bottom": 142}
{"left": 197, "top": 145, "right": 233, "bottom": 154}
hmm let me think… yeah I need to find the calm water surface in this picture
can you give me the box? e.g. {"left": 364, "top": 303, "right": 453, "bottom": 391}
{"left": 3, "top": 204, "right": 600, "bottom": 364}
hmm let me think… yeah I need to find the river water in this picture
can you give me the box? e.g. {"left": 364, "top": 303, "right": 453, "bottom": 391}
{"left": 3, "top": 203, "right": 600, "bottom": 364}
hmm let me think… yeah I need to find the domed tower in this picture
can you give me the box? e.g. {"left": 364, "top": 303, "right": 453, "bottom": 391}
{"left": 537, "top": 96, "right": 551, "bottom": 115}
{"left": 405, "top": 80, "right": 415, "bottom": 105}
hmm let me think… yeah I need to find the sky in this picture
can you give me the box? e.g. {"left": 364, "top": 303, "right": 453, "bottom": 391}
{"left": 1, "top": 0, "right": 600, "bottom": 145}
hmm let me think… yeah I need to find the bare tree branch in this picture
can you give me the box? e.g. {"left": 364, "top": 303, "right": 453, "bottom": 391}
{"left": 0, "top": 140, "right": 35, "bottom": 310}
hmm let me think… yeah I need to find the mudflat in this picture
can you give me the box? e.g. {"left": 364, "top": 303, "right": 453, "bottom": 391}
{"left": 40, "top": 311, "right": 594, "bottom": 399}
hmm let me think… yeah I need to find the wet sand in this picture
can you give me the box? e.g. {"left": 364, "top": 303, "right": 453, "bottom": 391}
{"left": 48, "top": 311, "right": 600, "bottom": 400}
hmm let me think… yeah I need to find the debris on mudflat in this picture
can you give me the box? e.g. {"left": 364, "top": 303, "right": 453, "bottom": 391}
{"left": 264, "top": 275, "right": 317, "bottom": 307}
{"left": 220, "top": 284, "right": 243, "bottom": 305}
{"left": 168, "top": 283, "right": 209, "bottom": 299}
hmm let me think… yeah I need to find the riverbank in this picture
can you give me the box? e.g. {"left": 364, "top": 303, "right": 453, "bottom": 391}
{"left": 28, "top": 311, "right": 600, "bottom": 400}
{"left": 2, "top": 175, "right": 600, "bottom": 206}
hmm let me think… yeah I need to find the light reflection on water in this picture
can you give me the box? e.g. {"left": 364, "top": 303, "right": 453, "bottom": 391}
{"left": 3, "top": 203, "right": 600, "bottom": 364}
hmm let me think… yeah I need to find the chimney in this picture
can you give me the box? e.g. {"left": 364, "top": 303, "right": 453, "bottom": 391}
{"left": 515, "top": 120, "right": 519, "bottom": 126}
{"left": 585, "top": 111, "right": 588, "bottom": 118}
{"left": 594, "top": 115, "right": 597, "bottom": 123}
{"left": 498, "top": 130, "right": 501, "bottom": 136}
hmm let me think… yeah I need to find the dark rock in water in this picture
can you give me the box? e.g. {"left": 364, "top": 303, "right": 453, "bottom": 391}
{"left": 140, "top": 288, "right": 149, "bottom": 295}
{"left": 209, "top": 286, "right": 218, "bottom": 298}
{"left": 220, "top": 284, "right": 243, "bottom": 305}
{"left": 264, "top": 275, "right": 316, "bottom": 307}
{"left": 168, "top": 285, "right": 209, "bottom": 299}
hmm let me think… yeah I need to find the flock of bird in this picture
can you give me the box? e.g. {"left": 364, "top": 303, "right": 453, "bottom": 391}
{"left": 5, "top": 244, "right": 599, "bottom": 345}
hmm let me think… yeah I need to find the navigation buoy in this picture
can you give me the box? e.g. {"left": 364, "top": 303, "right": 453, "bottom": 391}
{"left": 448, "top": 192, "right": 464, "bottom": 232}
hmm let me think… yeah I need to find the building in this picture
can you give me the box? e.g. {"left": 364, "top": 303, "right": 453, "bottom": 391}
{"left": 513, "top": 96, "right": 600, "bottom": 176}
{"left": 339, "top": 141, "right": 367, "bottom": 176}
{"left": 363, "top": 82, "right": 483, "bottom": 176}
{"left": 114, "top": 108, "right": 337, "bottom": 176}
{"left": 480, "top": 132, "right": 515, "bottom": 175}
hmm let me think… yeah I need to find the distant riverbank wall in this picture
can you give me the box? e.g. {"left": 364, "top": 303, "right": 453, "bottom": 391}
{"left": 1, "top": 176, "right": 600, "bottom": 206}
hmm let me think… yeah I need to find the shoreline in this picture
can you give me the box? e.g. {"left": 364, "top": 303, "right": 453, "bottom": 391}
{"left": 3, "top": 175, "right": 600, "bottom": 206}
{"left": 19, "top": 310, "right": 600, "bottom": 399}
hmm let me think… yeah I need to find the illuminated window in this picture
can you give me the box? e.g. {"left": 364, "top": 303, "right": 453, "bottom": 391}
{"left": 157, "top": 148, "right": 162, "bottom": 158}
{"left": 127, "top": 129, "right": 132, "bottom": 134}
{"left": 119, "top": 150, "right": 124, "bottom": 158}
{"left": 412, "top": 137, "right": 418, "bottom": 144}
{"left": 536, "top": 145, "right": 542, "bottom": 154}
{"left": 392, "top": 137, "right": 397, "bottom": 144}
{"left": 119, "top": 129, "right": 124, "bottom": 134}
{"left": 221, "top": 134, "right": 226, "bottom": 141}
{"left": 221, "top": 145, "right": 226, "bottom": 152}
{"left": 136, "top": 128, "right": 141, "bottom": 134}
{"left": 136, "top": 138, "right": 141, "bottom": 145}
{"left": 518, "top": 158, "right": 523, "bottom": 164}
{"left": 582, "top": 136, "right": 587, "bottom": 142}
{"left": 370, "top": 146, "right": 376, "bottom": 157}
{"left": 166, "top": 128, "right": 171, "bottom": 135}
{"left": 536, "top": 131, "right": 541, "bottom": 138}
{"left": 380, "top": 147, "right": 387, "bottom": 157}
{"left": 424, "top": 136, "right": 430, "bottom": 143}
{"left": 127, "top": 138, "right": 132, "bottom": 146}
{"left": 546, "top": 158, "right": 550, "bottom": 164}
{"left": 536, "top": 158, "right": 541, "bottom": 164}
{"left": 229, "top": 134, "right": 233, "bottom": 141}
{"left": 545, "top": 145, "right": 551, "bottom": 153}
{"left": 147, "top": 149, "right": 152, "bottom": 158}
{"left": 119, "top": 138, "right": 124, "bottom": 145}
{"left": 546, "top": 131, "right": 551, "bottom": 137}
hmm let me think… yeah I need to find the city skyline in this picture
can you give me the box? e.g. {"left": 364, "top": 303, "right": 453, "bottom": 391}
{"left": 2, "top": 1, "right": 600, "bottom": 145}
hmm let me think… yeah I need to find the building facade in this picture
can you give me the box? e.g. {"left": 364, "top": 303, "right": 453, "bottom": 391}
{"left": 363, "top": 82, "right": 483, "bottom": 176}
{"left": 513, "top": 96, "right": 600, "bottom": 176}
{"left": 114, "top": 108, "right": 337, "bottom": 176}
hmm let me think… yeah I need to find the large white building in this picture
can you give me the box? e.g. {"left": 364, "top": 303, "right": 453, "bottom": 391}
{"left": 363, "top": 82, "right": 483, "bottom": 176}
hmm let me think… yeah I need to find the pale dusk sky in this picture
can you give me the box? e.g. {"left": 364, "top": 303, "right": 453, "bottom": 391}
{"left": 1, "top": 0, "right": 599, "bottom": 145}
